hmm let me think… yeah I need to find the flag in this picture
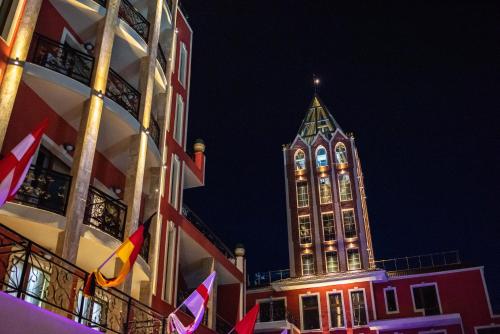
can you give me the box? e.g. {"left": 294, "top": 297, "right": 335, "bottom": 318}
{"left": 234, "top": 304, "right": 260, "bottom": 334}
{"left": 0, "top": 118, "right": 48, "bottom": 207}
{"left": 169, "top": 272, "right": 216, "bottom": 334}
{"left": 83, "top": 213, "right": 155, "bottom": 296}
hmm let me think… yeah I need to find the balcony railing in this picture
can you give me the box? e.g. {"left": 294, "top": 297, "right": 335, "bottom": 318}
{"left": 0, "top": 223, "right": 164, "bottom": 333}
{"left": 84, "top": 186, "right": 127, "bottom": 241}
{"left": 149, "top": 115, "right": 161, "bottom": 148}
{"left": 106, "top": 68, "right": 141, "bottom": 120}
{"left": 29, "top": 34, "right": 94, "bottom": 85}
{"left": 248, "top": 269, "right": 290, "bottom": 288}
{"left": 157, "top": 45, "right": 167, "bottom": 74}
{"left": 12, "top": 166, "right": 72, "bottom": 216}
{"left": 374, "top": 250, "right": 461, "bottom": 276}
{"left": 119, "top": 0, "right": 150, "bottom": 42}
{"left": 181, "top": 204, "right": 235, "bottom": 260}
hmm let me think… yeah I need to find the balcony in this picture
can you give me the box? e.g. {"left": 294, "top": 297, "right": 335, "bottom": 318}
{"left": 149, "top": 115, "right": 161, "bottom": 148}
{"left": 248, "top": 269, "right": 290, "bottom": 288}
{"left": 118, "top": 0, "right": 150, "bottom": 42}
{"left": 0, "top": 223, "right": 164, "bottom": 333}
{"left": 84, "top": 186, "right": 127, "bottom": 241}
{"left": 106, "top": 68, "right": 141, "bottom": 120}
{"left": 13, "top": 166, "right": 72, "bottom": 216}
{"left": 157, "top": 44, "right": 167, "bottom": 74}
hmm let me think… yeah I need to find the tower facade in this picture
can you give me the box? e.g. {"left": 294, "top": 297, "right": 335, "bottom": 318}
{"left": 283, "top": 94, "right": 375, "bottom": 277}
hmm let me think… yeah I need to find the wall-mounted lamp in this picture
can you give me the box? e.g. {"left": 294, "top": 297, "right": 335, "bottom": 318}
{"left": 175, "top": 28, "right": 179, "bottom": 34}
{"left": 155, "top": 188, "right": 159, "bottom": 193}
{"left": 13, "top": 58, "right": 20, "bottom": 65}
{"left": 96, "top": 90, "right": 103, "bottom": 98}
{"left": 63, "top": 143, "right": 74, "bottom": 152}
{"left": 112, "top": 187, "right": 122, "bottom": 195}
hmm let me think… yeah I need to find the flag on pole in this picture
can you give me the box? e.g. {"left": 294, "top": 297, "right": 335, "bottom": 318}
{"left": 0, "top": 118, "right": 48, "bottom": 207}
{"left": 233, "top": 303, "right": 260, "bottom": 334}
{"left": 169, "top": 272, "right": 216, "bottom": 334}
{"left": 83, "top": 213, "right": 155, "bottom": 296}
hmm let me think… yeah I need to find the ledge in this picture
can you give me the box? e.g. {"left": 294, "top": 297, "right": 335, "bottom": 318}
{"left": 369, "top": 313, "right": 462, "bottom": 331}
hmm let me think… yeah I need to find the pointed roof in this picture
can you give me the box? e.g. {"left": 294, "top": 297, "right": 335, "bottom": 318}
{"left": 297, "top": 94, "right": 342, "bottom": 144}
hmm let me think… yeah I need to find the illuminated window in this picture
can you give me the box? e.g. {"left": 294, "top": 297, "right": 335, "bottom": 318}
{"left": 328, "top": 292, "right": 344, "bottom": 328}
{"left": 295, "top": 150, "right": 306, "bottom": 170}
{"left": 338, "top": 174, "right": 352, "bottom": 201}
{"left": 322, "top": 212, "right": 335, "bottom": 241}
{"left": 301, "top": 254, "right": 315, "bottom": 276}
{"left": 384, "top": 287, "right": 399, "bottom": 314}
{"left": 178, "top": 42, "right": 188, "bottom": 86}
{"left": 325, "top": 251, "right": 339, "bottom": 273}
{"left": 347, "top": 248, "right": 361, "bottom": 270}
{"left": 174, "top": 95, "right": 184, "bottom": 144}
{"left": 0, "top": 0, "right": 21, "bottom": 42}
{"left": 301, "top": 294, "right": 320, "bottom": 330}
{"left": 296, "top": 182, "right": 309, "bottom": 208}
{"left": 319, "top": 177, "right": 332, "bottom": 204}
{"left": 316, "top": 146, "right": 328, "bottom": 167}
{"left": 335, "top": 143, "right": 348, "bottom": 164}
{"left": 342, "top": 209, "right": 357, "bottom": 238}
{"left": 350, "top": 290, "right": 367, "bottom": 326}
{"left": 298, "top": 216, "right": 312, "bottom": 245}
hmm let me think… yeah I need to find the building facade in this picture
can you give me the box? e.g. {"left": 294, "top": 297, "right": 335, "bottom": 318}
{"left": 0, "top": 0, "right": 244, "bottom": 333}
{"left": 247, "top": 95, "right": 499, "bottom": 334}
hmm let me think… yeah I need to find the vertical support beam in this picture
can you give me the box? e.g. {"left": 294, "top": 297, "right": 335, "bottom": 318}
{"left": 61, "top": 0, "right": 121, "bottom": 262}
{"left": 0, "top": 0, "right": 43, "bottom": 149}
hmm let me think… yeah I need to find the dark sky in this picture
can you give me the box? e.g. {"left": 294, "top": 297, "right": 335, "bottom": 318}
{"left": 181, "top": 1, "right": 500, "bottom": 309}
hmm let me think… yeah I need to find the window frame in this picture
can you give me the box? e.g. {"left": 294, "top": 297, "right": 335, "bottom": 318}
{"left": 410, "top": 282, "right": 442, "bottom": 316}
{"left": 342, "top": 209, "right": 357, "bottom": 239}
{"left": 178, "top": 42, "right": 188, "bottom": 87}
{"left": 321, "top": 212, "right": 335, "bottom": 242}
{"left": 299, "top": 292, "right": 322, "bottom": 331}
{"left": 255, "top": 297, "right": 287, "bottom": 323}
{"left": 0, "top": 0, "right": 23, "bottom": 44}
{"left": 348, "top": 288, "right": 369, "bottom": 328}
{"left": 318, "top": 176, "right": 332, "bottom": 204}
{"left": 383, "top": 286, "right": 400, "bottom": 314}
{"left": 475, "top": 325, "right": 500, "bottom": 334}
{"left": 301, "top": 253, "right": 315, "bottom": 276}
{"left": 294, "top": 149, "right": 306, "bottom": 171}
{"left": 324, "top": 250, "right": 339, "bottom": 273}
{"left": 173, "top": 94, "right": 184, "bottom": 145}
{"left": 346, "top": 248, "right": 361, "bottom": 271}
{"left": 334, "top": 142, "right": 348, "bottom": 164}
{"left": 296, "top": 182, "right": 309, "bottom": 208}
{"left": 298, "top": 215, "right": 312, "bottom": 246}
{"left": 169, "top": 155, "right": 181, "bottom": 209}
{"left": 326, "top": 290, "right": 346, "bottom": 330}
{"left": 338, "top": 173, "right": 353, "bottom": 202}
{"left": 315, "top": 146, "right": 328, "bottom": 167}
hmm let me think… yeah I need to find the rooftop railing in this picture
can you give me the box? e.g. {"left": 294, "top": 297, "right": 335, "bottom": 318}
{"left": 0, "top": 223, "right": 164, "bottom": 333}
{"left": 84, "top": 186, "right": 127, "bottom": 241}
{"left": 106, "top": 68, "right": 141, "bottom": 120}
{"left": 181, "top": 204, "right": 235, "bottom": 260}
{"left": 119, "top": 0, "right": 150, "bottom": 42}
{"left": 12, "top": 165, "right": 72, "bottom": 216}
{"left": 374, "top": 250, "right": 461, "bottom": 275}
{"left": 248, "top": 269, "right": 290, "bottom": 288}
{"left": 29, "top": 33, "right": 94, "bottom": 85}
{"left": 157, "top": 45, "right": 167, "bottom": 74}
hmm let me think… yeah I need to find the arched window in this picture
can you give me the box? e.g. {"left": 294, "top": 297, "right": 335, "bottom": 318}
{"left": 335, "top": 143, "right": 348, "bottom": 164}
{"left": 316, "top": 146, "right": 328, "bottom": 167}
{"left": 295, "top": 150, "right": 306, "bottom": 170}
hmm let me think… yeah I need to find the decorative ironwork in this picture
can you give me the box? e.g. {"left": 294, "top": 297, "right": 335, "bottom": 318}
{"left": 84, "top": 186, "right": 127, "bottom": 241}
{"left": 106, "top": 68, "right": 141, "bottom": 120}
{"left": 149, "top": 116, "right": 161, "bottom": 148}
{"left": 0, "top": 224, "right": 165, "bottom": 333}
{"left": 248, "top": 269, "right": 290, "bottom": 288}
{"left": 29, "top": 34, "right": 94, "bottom": 85}
{"left": 157, "top": 45, "right": 167, "bottom": 74}
{"left": 13, "top": 165, "right": 71, "bottom": 215}
{"left": 119, "top": 0, "right": 150, "bottom": 42}
{"left": 181, "top": 204, "right": 235, "bottom": 260}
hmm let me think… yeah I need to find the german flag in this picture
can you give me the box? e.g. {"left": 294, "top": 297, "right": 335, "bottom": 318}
{"left": 83, "top": 213, "right": 155, "bottom": 296}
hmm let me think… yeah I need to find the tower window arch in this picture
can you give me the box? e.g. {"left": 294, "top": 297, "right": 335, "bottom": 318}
{"left": 316, "top": 146, "right": 328, "bottom": 167}
{"left": 335, "top": 143, "right": 348, "bottom": 164}
{"left": 295, "top": 150, "right": 306, "bottom": 170}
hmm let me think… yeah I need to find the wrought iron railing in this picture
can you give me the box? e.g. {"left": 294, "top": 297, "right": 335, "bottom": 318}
{"left": 149, "top": 116, "right": 161, "bottom": 148}
{"left": 106, "top": 68, "right": 141, "bottom": 120}
{"left": 119, "top": 0, "right": 150, "bottom": 42}
{"left": 29, "top": 34, "right": 94, "bottom": 85}
{"left": 157, "top": 45, "right": 167, "bottom": 74}
{"left": 181, "top": 204, "right": 235, "bottom": 260}
{"left": 374, "top": 250, "right": 461, "bottom": 275}
{"left": 84, "top": 186, "right": 127, "bottom": 241}
{"left": 12, "top": 166, "right": 72, "bottom": 215}
{"left": 0, "top": 223, "right": 164, "bottom": 333}
{"left": 248, "top": 269, "right": 290, "bottom": 288}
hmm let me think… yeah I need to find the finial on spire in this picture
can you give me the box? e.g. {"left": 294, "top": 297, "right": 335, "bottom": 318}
{"left": 313, "top": 74, "right": 320, "bottom": 93}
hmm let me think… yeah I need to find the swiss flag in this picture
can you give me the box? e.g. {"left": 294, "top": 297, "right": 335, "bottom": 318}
{"left": 234, "top": 304, "right": 260, "bottom": 334}
{"left": 0, "top": 118, "right": 48, "bottom": 207}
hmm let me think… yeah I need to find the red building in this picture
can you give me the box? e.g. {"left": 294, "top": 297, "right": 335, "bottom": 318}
{"left": 247, "top": 95, "right": 499, "bottom": 334}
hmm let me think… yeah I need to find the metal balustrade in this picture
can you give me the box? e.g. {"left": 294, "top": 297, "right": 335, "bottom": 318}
{"left": 248, "top": 269, "right": 290, "bottom": 288}
{"left": 13, "top": 166, "right": 72, "bottom": 215}
{"left": 84, "top": 186, "right": 127, "bottom": 241}
{"left": 0, "top": 223, "right": 164, "bottom": 333}
{"left": 181, "top": 204, "right": 235, "bottom": 260}
{"left": 119, "top": 0, "right": 150, "bottom": 42}
{"left": 149, "top": 116, "right": 161, "bottom": 148}
{"left": 374, "top": 250, "right": 461, "bottom": 274}
{"left": 157, "top": 45, "right": 167, "bottom": 74}
{"left": 29, "top": 33, "right": 94, "bottom": 85}
{"left": 106, "top": 68, "right": 141, "bottom": 120}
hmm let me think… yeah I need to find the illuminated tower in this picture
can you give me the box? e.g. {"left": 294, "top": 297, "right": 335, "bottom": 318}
{"left": 283, "top": 94, "right": 375, "bottom": 277}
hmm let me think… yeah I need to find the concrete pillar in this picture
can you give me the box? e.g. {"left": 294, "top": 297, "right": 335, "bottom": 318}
{"left": 0, "top": 0, "right": 43, "bottom": 149}
{"left": 234, "top": 244, "right": 246, "bottom": 320}
{"left": 61, "top": 0, "right": 121, "bottom": 263}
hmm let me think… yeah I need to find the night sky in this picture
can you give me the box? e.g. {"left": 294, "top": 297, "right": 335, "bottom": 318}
{"left": 181, "top": 1, "right": 500, "bottom": 309}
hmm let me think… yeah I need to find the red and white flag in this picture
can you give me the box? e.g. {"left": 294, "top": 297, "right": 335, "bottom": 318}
{"left": 0, "top": 118, "right": 48, "bottom": 207}
{"left": 169, "top": 271, "right": 216, "bottom": 334}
